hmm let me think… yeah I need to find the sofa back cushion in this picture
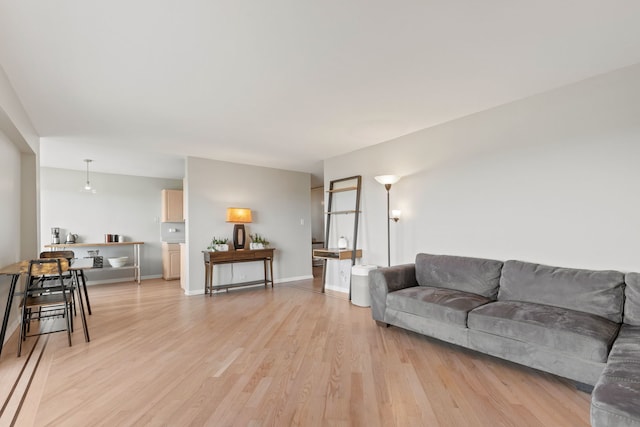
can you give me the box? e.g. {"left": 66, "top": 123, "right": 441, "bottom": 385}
{"left": 415, "top": 253, "right": 503, "bottom": 299}
{"left": 624, "top": 273, "right": 640, "bottom": 325}
{"left": 498, "top": 260, "right": 625, "bottom": 323}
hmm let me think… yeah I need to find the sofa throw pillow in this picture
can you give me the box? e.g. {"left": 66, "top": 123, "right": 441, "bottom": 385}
{"left": 498, "top": 260, "right": 625, "bottom": 323}
{"left": 415, "top": 253, "right": 503, "bottom": 299}
{"left": 624, "top": 273, "right": 640, "bottom": 326}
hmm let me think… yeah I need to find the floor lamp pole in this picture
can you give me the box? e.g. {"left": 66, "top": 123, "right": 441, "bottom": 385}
{"left": 385, "top": 184, "right": 391, "bottom": 267}
{"left": 375, "top": 175, "right": 400, "bottom": 268}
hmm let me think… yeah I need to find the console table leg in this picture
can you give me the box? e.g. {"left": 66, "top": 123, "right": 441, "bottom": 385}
{"left": 269, "top": 258, "right": 274, "bottom": 287}
{"left": 263, "top": 259, "right": 268, "bottom": 288}
{"left": 204, "top": 262, "right": 209, "bottom": 295}
{"left": 209, "top": 264, "right": 214, "bottom": 296}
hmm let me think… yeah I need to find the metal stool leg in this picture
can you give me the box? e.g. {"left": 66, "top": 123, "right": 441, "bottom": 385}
{"left": 79, "top": 270, "right": 92, "bottom": 315}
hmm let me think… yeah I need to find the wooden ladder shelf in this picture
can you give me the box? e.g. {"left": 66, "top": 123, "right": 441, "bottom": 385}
{"left": 313, "top": 175, "right": 362, "bottom": 299}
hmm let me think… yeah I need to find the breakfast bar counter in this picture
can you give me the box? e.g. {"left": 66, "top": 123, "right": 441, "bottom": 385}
{"left": 44, "top": 242, "right": 144, "bottom": 284}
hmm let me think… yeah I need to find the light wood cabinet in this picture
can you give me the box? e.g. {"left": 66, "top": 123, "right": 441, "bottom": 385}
{"left": 162, "top": 243, "right": 181, "bottom": 280}
{"left": 161, "top": 189, "right": 183, "bottom": 222}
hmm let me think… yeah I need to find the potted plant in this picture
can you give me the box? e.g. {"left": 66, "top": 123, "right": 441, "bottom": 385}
{"left": 249, "top": 233, "right": 269, "bottom": 250}
{"left": 207, "top": 237, "right": 229, "bottom": 252}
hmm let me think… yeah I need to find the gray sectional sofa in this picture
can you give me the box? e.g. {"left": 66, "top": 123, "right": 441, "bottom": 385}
{"left": 369, "top": 253, "right": 640, "bottom": 427}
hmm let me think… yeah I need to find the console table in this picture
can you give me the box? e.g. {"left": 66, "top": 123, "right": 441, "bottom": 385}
{"left": 203, "top": 248, "right": 275, "bottom": 296}
{"left": 44, "top": 242, "right": 144, "bottom": 284}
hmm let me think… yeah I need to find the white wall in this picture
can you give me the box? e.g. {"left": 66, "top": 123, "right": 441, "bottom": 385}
{"left": 40, "top": 167, "right": 182, "bottom": 283}
{"left": 0, "top": 65, "right": 40, "bottom": 344}
{"left": 0, "top": 132, "right": 21, "bottom": 266}
{"left": 0, "top": 130, "right": 22, "bottom": 346}
{"left": 325, "top": 63, "right": 640, "bottom": 292}
{"left": 184, "top": 157, "right": 312, "bottom": 295}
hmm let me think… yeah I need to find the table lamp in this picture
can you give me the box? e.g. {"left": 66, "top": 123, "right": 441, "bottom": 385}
{"left": 226, "top": 207, "right": 252, "bottom": 250}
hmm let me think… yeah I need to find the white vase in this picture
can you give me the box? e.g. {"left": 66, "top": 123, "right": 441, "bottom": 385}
{"left": 214, "top": 244, "right": 229, "bottom": 252}
{"left": 338, "top": 236, "right": 348, "bottom": 249}
{"left": 250, "top": 242, "right": 264, "bottom": 249}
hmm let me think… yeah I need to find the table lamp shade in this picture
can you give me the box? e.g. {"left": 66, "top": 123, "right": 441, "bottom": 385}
{"left": 226, "top": 208, "right": 252, "bottom": 223}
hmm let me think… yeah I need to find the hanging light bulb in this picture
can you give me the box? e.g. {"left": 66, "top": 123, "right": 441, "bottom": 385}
{"left": 82, "top": 159, "right": 96, "bottom": 193}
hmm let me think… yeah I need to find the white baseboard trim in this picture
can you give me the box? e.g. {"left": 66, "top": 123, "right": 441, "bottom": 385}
{"left": 324, "top": 283, "right": 349, "bottom": 294}
{"left": 86, "top": 274, "right": 162, "bottom": 286}
{"left": 275, "top": 275, "right": 313, "bottom": 283}
{"left": 182, "top": 275, "right": 314, "bottom": 296}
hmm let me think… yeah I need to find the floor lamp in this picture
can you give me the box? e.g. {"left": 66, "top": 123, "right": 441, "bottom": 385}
{"left": 374, "top": 175, "right": 401, "bottom": 267}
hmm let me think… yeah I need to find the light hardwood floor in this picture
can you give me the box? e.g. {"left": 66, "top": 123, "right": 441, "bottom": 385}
{"left": 0, "top": 277, "right": 591, "bottom": 426}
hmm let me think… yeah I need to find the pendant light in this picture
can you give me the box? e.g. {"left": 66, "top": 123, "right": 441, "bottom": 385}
{"left": 82, "top": 159, "right": 97, "bottom": 194}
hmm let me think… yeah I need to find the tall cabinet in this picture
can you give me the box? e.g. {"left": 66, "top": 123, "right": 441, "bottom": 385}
{"left": 161, "top": 189, "right": 184, "bottom": 281}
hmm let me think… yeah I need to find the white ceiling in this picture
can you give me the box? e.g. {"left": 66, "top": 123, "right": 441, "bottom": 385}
{"left": 1, "top": 1, "right": 640, "bottom": 182}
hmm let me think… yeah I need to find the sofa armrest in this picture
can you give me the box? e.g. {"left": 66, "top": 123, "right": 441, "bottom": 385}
{"left": 369, "top": 264, "right": 418, "bottom": 322}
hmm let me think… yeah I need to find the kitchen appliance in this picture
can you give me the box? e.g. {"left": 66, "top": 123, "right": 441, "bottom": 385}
{"left": 51, "top": 227, "right": 60, "bottom": 244}
{"left": 65, "top": 233, "right": 78, "bottom": 244}
{"left": 87, "top": 250, "right": 103, "bottom": 268}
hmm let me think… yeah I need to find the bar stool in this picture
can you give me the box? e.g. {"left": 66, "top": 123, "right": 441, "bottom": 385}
{"left": 39, "top": 251, "right": 92, "bottom": 315}
{"left": 18, "top": 258, "right": 73, "bottom": 356}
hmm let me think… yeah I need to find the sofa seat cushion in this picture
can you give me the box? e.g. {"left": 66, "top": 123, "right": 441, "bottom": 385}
{"left": 387, "top": 286, "right": 492, "bottom": 327}
{"left": 604, "top": 324, "right": 640, "bottom": 375}
{"left": 591, "top": 325, "right": 640, "bottom": 426}
{"left": 591, "top": 382, "right": 640, "bottom": 427}
{"left": 624, "top": 273, "right": 640, "bottom": 326}
{"left": 415, "top": 253, "right": 503, "bottom": 299}
{"left": 468, "top": 301, "right": 619, "bottom": 363}
{"left": 498, "top": 260, "right": 625, "bottom": 323}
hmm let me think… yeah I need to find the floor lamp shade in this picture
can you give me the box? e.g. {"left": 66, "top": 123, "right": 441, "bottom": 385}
{"left": 374, "top": 175, "right": 400, "bottom": 186}
{"left": 226, "top": 208, "right": 252, "bottom": 250}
